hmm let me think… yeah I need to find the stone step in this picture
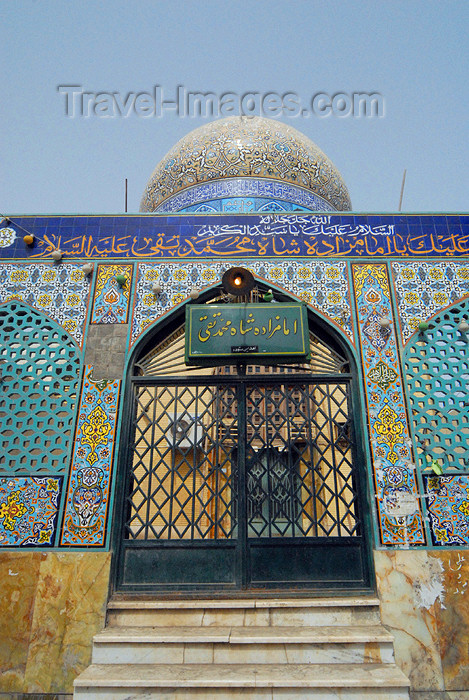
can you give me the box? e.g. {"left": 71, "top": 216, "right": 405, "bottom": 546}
{"left": 73, "top": 662, "right": 410, "bottom": 700}
{"left": 91, "top": 624, "right": 395, "bottom": 665}
{"left": 107, "top": 596, "right": 382, "bottom": 628}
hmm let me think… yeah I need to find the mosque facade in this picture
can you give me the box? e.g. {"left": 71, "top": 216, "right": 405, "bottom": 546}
{"left": 0, "top": 117, "right": 468, "bottom": 698}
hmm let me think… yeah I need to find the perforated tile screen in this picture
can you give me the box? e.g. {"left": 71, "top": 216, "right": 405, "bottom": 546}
{"left": 0, "top": 301, "right": 81, "bottom": 474}
{"left": 405, "top": 299, "right": 469, "bottom": 470}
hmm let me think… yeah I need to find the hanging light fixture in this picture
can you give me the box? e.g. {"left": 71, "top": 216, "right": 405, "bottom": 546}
{"left": 221, "top": 267, "right": 255, "bottom": 296}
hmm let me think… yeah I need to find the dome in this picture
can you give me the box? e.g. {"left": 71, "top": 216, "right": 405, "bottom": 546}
{"left": 139, "top": 116, "right": 351, "bottom": 213}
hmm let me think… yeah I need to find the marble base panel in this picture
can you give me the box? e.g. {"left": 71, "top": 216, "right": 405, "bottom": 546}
{"left": 0, "top": 552, "right": 44, "bottom": 692}
{"left": 374, "top": 549, "right": 444, "bottom": 691}
{"left": 430, "top": 550, "right": 469, "bottom": 691}
{"left": 374, "top": 549, "right": 469, "bottom": 693}
{"left": 0, "top": 552, "right": 111, "bottom": 695}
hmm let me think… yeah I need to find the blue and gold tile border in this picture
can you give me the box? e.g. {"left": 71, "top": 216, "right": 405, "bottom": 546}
{"left": 91, "top": 264, "right": 133, "bottom": 324}
{"left": 2, "top": 214, "right": 468, "bottom": 261}
{"left": 352, "top": 263, "right": 426, "bottom": 546}
{"left": 424, "top": 475, "right": 469, "bottom": 547}
{"left": 60, "top": 366, "right": 121, "bottom": 546}
{"left": 0, "top": 476, "right": 63, "bottom": 546}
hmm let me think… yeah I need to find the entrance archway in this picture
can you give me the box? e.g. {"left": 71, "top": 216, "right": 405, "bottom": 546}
{"left": 113, "top": 290, "right": 373, "bottom": 593}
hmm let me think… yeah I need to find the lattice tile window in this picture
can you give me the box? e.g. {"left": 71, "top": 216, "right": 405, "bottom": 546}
{"left": 404, "top": 299, "right": 469, "bottom": 470}
{"left": 0, "top": 301, "right": 81, "bottom": 474}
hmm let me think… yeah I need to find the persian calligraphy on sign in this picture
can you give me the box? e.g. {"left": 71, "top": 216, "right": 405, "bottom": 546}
{"left": 196, "top": 310, "right": 300, "bottom": 343}
{"left": 185, "top": 303, "right": 309, "bottom": 363}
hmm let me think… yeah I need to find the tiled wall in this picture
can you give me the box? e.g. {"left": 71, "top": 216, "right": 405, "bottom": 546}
{"left": 1, "top": 256, "right": 468, "bottom": 551}
{"left": 1, "top": 226, "right": 469, "bottom": 695}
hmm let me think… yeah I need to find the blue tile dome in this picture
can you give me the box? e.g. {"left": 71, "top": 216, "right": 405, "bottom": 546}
{"left": 140, "top": 116, "right": 351, "bottom": 213}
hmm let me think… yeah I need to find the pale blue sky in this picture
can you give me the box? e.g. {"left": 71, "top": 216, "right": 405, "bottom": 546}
{"left": 2, "top": 0, "right": 468, "bottom": 214}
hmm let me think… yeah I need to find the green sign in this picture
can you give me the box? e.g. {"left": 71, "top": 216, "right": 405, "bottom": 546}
{"left": 185, "top": 303, "right": 310, "bottom": 365}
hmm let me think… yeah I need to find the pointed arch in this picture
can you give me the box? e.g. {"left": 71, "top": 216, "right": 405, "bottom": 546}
{"left": 127, "top": 279, "right": 358, "bottom": 379}
{"left": 112, "top": 281, "right": 373, "bottom": 592}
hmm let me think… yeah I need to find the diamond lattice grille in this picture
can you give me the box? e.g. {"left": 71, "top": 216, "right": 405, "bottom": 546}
{"left": 127, "top": 377, "right": 359, "bottom": 542}
{"left": 127, "top": 382, "right": 238, "bottom": 540}
{"left": 245, "top": 381, "right": 358, "bottom": 538}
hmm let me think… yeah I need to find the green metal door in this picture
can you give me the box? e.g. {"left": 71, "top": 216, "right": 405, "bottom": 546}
{"left": 114, "top": 362, "right": 371, "bottom": 592}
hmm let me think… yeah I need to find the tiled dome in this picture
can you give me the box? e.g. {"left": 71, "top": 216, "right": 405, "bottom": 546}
{"left": 140, "top": 116, "right": 351, "bottom": 213}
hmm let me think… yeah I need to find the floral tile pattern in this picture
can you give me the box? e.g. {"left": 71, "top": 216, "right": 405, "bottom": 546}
{"left": 91, "top": 264, "right": 133, "bottom": 324}
{"left": 392, "top": 261, "right": 469, "bottom": 344}
{"left": 60, "top": 366, "right": 121, "bottom": 546}
{"left": 0, "top": 263, "right": 90, "bottom": 347}
{"left": 0, "top": 476, "right": 62, "bottom": 546}
{"left": 130, "top": 259, "right": 354, "bottom": 346}
{"left": 424, "top": 475, "right": 469, "bottom": 546}
{"left": 352, "top": 263, "right": 426, "bottom": 546}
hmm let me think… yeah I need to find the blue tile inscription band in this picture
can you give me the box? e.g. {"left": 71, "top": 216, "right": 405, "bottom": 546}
{"left": 1, "top": 214, "right": 468, "bottom": 260}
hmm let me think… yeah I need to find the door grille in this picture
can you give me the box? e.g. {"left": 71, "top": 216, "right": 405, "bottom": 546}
{"left": 125, "top": 377, "right": 359, "bottom": 543}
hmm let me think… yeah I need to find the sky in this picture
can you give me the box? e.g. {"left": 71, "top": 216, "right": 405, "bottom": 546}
{"left": 2, "top": 0, "right": 468, "bottom": 215}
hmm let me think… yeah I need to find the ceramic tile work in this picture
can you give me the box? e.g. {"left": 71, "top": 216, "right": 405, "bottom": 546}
{"left": 0, "top": 477, "right": 62, "bottom": 547}
{"left": 424, "top": 475, "right": 469, "bottom": 546}
{"left": 352, "top": 263, "right": 426, "bottom": 546}
{"left": 60, "top": 366, "right": 121, "bottom": 546}
{"left": 157, "top": 177, "right": 333, "bottom": 213}
{"left": 0, "top": 263, "right": 91, "bottom": 347}
{"left": 0, "top": 226, "right": 17, "bottom": 247}
{"left": 392, "top": 261, "right": 469, "bottom": 344}
{"left": 3, "top": 214, "right": 467, "bottom": 260}
{"left": 131, "top": 259, "right": 353, "bottom": 346}
{"left": 140, "top": 116, "right": 351, "bottom": 212}
{"left": 91, "top": 264, "right": 133, "bottom": 324}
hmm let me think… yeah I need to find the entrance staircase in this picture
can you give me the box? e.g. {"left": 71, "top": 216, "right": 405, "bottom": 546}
{"left": 73, "top": 596, "right": 410, "bottom": 699}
